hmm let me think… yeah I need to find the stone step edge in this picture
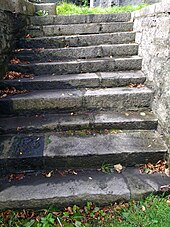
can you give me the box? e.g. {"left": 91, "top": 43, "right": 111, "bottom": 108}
{"left": 15, "top": 43, "right": 138, "bottom": 52}
{"left": 0, "top": 87, "right": 153, "bottom": 114}
{"left": 0, "top": 167, "right": 169, "bottom": 210}
{"left": 29, "top": 12, "right": 131, "bottom": 25}
{"left": 0, "top": 130, "right": 167, "bottom": 176}
{"left": 19, "top": 31, "right": 136, "bottom": 42}
{"left": 1, "top": 71, "right": 146, "bottom": 90}
{"left": 0, "top": 110, "right": 158, "bottom": 134}
{"left": 9, "top": 56, "right": 142, "bottom": 76}
{"left": 14, "top": 44, "right": 138, "bottom": 62}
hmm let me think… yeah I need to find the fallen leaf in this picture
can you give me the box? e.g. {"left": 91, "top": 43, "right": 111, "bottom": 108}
{"left": 25, "top": 34, "right": 32, "bottom": 38}
{"left": 8, "top": 173, "right": 25, "bottom": 181}
{"left": 165, "top": 168, "right": 170, "bottom": 177}
{"left": 43, "top": 171, "right": 53, "bottom": 178}
{"left": 141, "top": 205, "right": 146, "bottom": 211}
{"left": 0, "top": 87, "right": 29, "bottom": 98}
{"left": 140, "top": 112, "right": 146, "bottom": 116}
{"left": 114, "top": 164, "right": 123, "bottom": 173}
{"left": 160, "top": 184, "right": 170, "bottom": 191}
{"left": 4, "top": 71, "right": 33, "bottom": 80}
{"left": 128, "top": 83, "right": 144, "bottom": 88}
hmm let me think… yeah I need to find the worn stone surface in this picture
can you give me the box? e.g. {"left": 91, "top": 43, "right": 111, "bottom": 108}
{"left": 0, "top": 166, "right": 169, "bottom": 210}
{"left": 1, "top": 71, "right": 146, "bottom": 90}
{"left": 83, "top": 87, "right": 152, "bottom": 110}
{"left": 29, "top": 13, "right": 131, "bottom": 25}
{"left": 27, "top": 22, "right": 133, "bottom": 37}
{"left": 0, "top": 130, "right": 167, "bottom": 175}
{"left": 15, "top": 44, "right": 138, "bottom": 61}
{"left": 0, "top": 87, "right": 153, "bottom": 114}
{"left": 18, "top": 32, "right": 136, "bottom": 49}
{"left": 0, "top": 110, "right": 157, "bottom": 134}
{"left": 133, "top": 1, "right": 170, "bottom": 151}
{"left": 9, "top": 57, "right": 142, "bottom": 75}
{"left": 0, "top": 169, "right": 130, "bottom": 210}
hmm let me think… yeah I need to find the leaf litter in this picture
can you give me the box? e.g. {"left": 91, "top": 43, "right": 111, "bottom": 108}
{"left": 4, "top": 71, "right": 34, "bottom": 80}
{"left": 0, "top": 87, "right": 29, "bottom": 98}
{"left": 139, "top": 160, "right": 169, "bottom": 176}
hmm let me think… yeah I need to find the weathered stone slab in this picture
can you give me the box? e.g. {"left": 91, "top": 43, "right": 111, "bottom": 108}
{"left": 0, "top": 170, "right": 130, "bottom": 209}
{"left": 29, "top": 13, "right": 131, "bottom": 25}
{"left": 9, "top": 57, "right": 142, "bottom": 75}
{"left": 0, "top": 130, "right": 167, "bottom": 175}
{"left": 18, "top": 32, "right": 136, "bottom": 49}
{"left": 0, "top": 87, "right": 153, "bottom": 114}
{"left": 27, "top": 22, "right": 133, "bottom": 37}
{"left": 83, "top": 87, "right": 153, "bottom": 110}
{"left": 0, "top": 110, "right": 157, "bottom": 134}
{"left": 15, "top": 44, "right": 138, "bottom": 62}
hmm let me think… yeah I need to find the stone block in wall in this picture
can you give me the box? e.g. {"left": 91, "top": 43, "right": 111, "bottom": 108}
{"left": 133, "top": 1, "right": 170, "bottom": 149}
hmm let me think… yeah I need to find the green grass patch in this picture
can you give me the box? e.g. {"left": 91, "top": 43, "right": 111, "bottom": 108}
{"left": 56, "top": 2, "right": 148, "bottom": 15}
{"left": 1, "top": 195, "right": 170, "bottom": 226}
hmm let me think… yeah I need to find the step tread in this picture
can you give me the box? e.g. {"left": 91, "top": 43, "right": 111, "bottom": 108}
{"left": 29, "top": 12, "right": 131, "bottom": 25}
{"left": 20, "top": 31, "right": 136, "bottom": 42}
{"left": 0, "top": 130, "right": 167, "bottom": 175}
{"left": 18, "top": 32, "right": 136, "bottom": 48}
{"left": 0, "top": 87, "right": 152, "bottom": 100}
{"left": 0, "top": 167, "right": 169, "bottom": 209}
{"left": 15, "top": 43, "right": 138, "bottom": 53}
{"left": 10, "top": 56, "right": 142, "bottom": 65}
{"left": 0, "top": 110, "right": 157, "bottom": 134}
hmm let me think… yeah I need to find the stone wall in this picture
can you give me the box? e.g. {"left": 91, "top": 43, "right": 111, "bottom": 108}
{"left": 132, "top": 0, "right": 170, "bottom": 147}
{"left": 0, "top": 0, "right": 36, "bottom": 78}
{"left": 0, "top": 10, "right": 27, "bottom": 78}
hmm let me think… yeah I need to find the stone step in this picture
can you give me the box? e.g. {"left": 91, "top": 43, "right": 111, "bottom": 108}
{"left": 15, "top": 44, "right": 138, "bottom": 62}
{"left": 18, "top": 32, "right": 136, "bottom": 49}
{"left": 27, "top": 22, "right": 133, "bottom": 37}
{"left": 0, "top": 167, "right": 169, "bottom": 210}
{"left": 0, "top": 87, "right": 153, "bottom": 115}
{"left": 0, "top": 130, "right": 167, "bottom": 176}
{"left": 0, "top": 111, "right": 157, "bottom": 134}
{"left": 29, "top": 13, "right": 131, "bottom": 26}
{"left": 1, "top": 71, "right": 145, "bottom": 90}
{"left": 9, "top": 57, "right": 142, "bottom": 76}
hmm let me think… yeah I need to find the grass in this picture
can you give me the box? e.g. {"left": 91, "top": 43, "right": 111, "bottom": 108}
{"left": 56, "top": 2, "right": 148, "bottom": 15}
{"left": 0, "top": 194, "right": 170, "bottom": 226}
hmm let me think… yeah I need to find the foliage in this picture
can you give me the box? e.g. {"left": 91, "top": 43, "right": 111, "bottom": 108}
{"left": 0, "top": 195, "right": 170, "bottom": 226}
{"left": 35, "top": 10, "right": 49, "bottom": 16}
{"left": 56, "top": 2, "right": 148, "bottom": 15}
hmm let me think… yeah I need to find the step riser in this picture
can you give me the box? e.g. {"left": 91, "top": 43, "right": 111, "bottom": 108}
{"left": 18, "top": 32, "right": 136, "bottom": 49}
{"left": 9, "top": 58, "right": 142, "bottom": 76}
{"left": 27, "top": 22, "right": 133, "bottom": 37}
{"left": 29, "top": 13, "right": 131, "bottom": 26}
{"left": 1, "top": 75, "right": 145, "bottom": 90}
{"left": 1, "top": 152, "right": 166, "bottom": 176}
{"left": 15, "top": 45, "right": 138, "bottom": 62}
{"left": 0, "top": 120, "right": 158, "bottom": 134}
{"left": 0, "top": 88, "right": 153, "bottom": 115}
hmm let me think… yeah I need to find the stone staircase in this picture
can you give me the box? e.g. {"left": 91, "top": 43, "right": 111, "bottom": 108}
{"left": 0, "top": 13, "right": 168, "bottom": 209}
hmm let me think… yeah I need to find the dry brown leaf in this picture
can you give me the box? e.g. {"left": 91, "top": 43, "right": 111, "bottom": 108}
{"left": 0, "top": 87, "right": 29, "bottom": 98}
{"left": 43, "top": 170, "right": 53, "bottom": 178}
{"left": 114, "top": 164, "right": 123, "bottom": 173}
{"left": 128, "top": 83, "right": 144, "bottom": 88}
{"left": 165, "top": 168, "right": 170, "bottom": 177}
{"left": 4, "top": 71, "right": 33, "bottom": 80}
{"left": 25, "top": 34, "right": 32, "bottom": 38}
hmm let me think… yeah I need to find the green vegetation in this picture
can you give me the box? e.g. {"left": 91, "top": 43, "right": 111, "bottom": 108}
{"left": 56, "top": 2, "right": 148, "bottom": 15}
{"left": 35, "top": 10, "right": 49, "bottom": 16}
{"left": 0, "top": 195, "right": 170, "bottom": 226}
